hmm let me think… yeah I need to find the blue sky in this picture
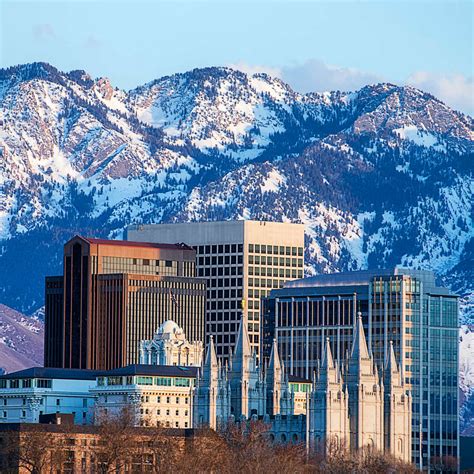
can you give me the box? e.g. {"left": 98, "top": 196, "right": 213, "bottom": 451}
{"left": 1, "top": 0, "right": 473, "bottom": 114}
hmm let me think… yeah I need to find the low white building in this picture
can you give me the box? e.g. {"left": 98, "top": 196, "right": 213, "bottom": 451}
{"left": 0, "top": 367, "right": 97, "bottom": 425}
{"left": 140, "top": 320, "right": 203, "bottom": 367}
{"left": 91, "top": 365, "right": 197, "bottom": 429}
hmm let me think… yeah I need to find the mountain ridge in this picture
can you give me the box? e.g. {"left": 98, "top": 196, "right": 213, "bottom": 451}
{"left": 0, "top": 61, "right": 473, "bottom": 432}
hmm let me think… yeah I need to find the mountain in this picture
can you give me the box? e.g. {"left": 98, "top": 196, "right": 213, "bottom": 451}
{"left": 0, "top": 62, "right": 473, "bottom": 429}
{"left": 0, "top": 304, "right": 44, "bottom": 374}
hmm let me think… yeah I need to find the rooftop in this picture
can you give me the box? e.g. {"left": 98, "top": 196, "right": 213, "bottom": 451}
{"left": 79, "top": 236, "right": 194, "bottom": 251}
{"left": 283, "top": 268, "right": 456, "bottom": 296}
{"left": 0, "top": 367, "right": 99, "bottom": 380}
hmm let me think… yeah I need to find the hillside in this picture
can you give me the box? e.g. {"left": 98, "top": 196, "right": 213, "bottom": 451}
{"left": 0, "top": 61, "right": 472, "bottom": 430}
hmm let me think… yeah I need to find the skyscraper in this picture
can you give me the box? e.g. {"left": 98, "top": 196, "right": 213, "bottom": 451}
{"left": 127, "top": 220, "right": 305, "bottom": 358}
{"left": 262, "top": 268, "right": 459, "bottom": 470}
{"left": 44, "top": 236, "right": 206, "bottom": 370}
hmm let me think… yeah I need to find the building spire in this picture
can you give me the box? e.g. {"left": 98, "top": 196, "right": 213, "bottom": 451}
{"left": 202, "top": 335, "right": 218, "bottom": 381}
{"left": 384, "top": 340, "right": 401, "bottom": 386}
{"left": 350, "top": 312, "right": 370, "bottom": 361}
{"left": 321, "top": 337, "right": 334, "bottom": 370}
{"left": 233, "top": 316, "right": 251, "bottom": 362}
{"left": 206, "top": 335, "right": 218, "bottom": 366}
{"left": 268, "top": 338, "right": 282, "bottom": 373}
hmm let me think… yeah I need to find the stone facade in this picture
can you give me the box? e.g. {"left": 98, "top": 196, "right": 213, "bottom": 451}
{"left": 194, "top": 316, "right": 411, "bottom": 463}
{"left": 308, "top": 315, "right": 411, "bottom": 462}
{"left": 193, "top": 319, "right": 294, "bottom": 429}
{"left": 140, "top": 320, "right": 203, "bottom": 367}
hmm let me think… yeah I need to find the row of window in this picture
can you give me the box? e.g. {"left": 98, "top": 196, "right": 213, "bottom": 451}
{"left": 0, "top": 379, "right": 52, "bottom": 389}
{"left": 198, "top": 255, "right": 243, "bottom": 266}
{"left": 195, "top": 244, "right": 243, "bottom": 255}
{"left": 248, "top": 256, "right": 303, "bottom": 267}
{"left": 249, "top": 276, "right": 301, "bottom": 288}
{"left": 141, "top": 395, "right": 189, "bottom": 404}
{"left": 248, "top": 244, "right": 303, "bottom": 256}
{"left": 141, "top": 408, "right": 188, "bottom": 417}
{"left": 97, "top": 376, "right": 193, "bottom": 387}
{"left": 198, "top": 267, "right": 243, "bottom": 277}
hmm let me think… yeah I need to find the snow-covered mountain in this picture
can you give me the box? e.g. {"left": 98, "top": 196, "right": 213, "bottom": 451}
{"left": 0, "top": 304, "right": 44, "bottom": 374}
{"left": 0, "top": 62, "right": 472, "bottom": 429}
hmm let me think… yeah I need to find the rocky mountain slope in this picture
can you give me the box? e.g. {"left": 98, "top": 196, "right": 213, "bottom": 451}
{"left": 0, "top": 304, "right": 44, "bottom": 373}
{"left": 0, "top": 62, "right": 472, "bottom": 429}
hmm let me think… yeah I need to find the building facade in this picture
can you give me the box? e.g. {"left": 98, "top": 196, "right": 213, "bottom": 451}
{"left": 0, "top": 368, "right": 97, "bottom": 425}
{"left": 308, "top": 317, "right": 411, "bottom": 462}
{"left": 0, "top": 423, "right": 192, "bottom": 474}
{"left": 193, "top": 318, "right": 295, "bottom": 429}
{"left": 45, "top": 236, "right": 206, "bottom": 370}
{"left": 262, "top": 268, "right": 459, "bottom": 469}
{"left": 92, "top": 365, "right": 197, "bottom": 429}
{"left": 140, "top": 320, "right": 203, "bottom": 367}
{"left": 127, "top": 220, "right": 305, "bottom": 358}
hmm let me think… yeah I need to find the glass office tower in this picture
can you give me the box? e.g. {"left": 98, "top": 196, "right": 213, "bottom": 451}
{"left": 262, "top": 269, "right": 459, "bottom": 470}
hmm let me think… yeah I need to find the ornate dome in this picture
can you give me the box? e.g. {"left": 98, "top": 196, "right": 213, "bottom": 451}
{"left": 159, "top": 320, "right": 181, "bottom": 334}
{"left": 154, "top": 320, "right": 186, "bottom": 342}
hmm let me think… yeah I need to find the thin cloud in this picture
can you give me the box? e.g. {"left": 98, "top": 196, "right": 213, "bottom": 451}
{"left": 281, "top": 59, "right": 382, "bottom": 94}
{"left": 227, "top": 62, "right": 281, "bottom": 78}
{"left": 229, "top": 59, "right": 473, "bottom": 116}
{"left": 32, "top": 24, "right": 55, "bottom": 41}
{"left": 84, "top": 35, "right": 102, "bottom": 49}
{"left": 406, "top": 71, "right": 474, "bottom": 116}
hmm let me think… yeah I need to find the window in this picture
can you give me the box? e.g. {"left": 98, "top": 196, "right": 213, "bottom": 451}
{"left": 56, "top": 399, "right": 60, "bottom": 406}
{"left": 137, "top": 376, "right": 153, "bottom": 385}
{"left": 21, "top": 410, "right": 26, "bottom": 418}
{"left": 157, "top": 396, "right": 161, "bottom": 403}
{"left": 166, "top": 397, "right": 170, "bottom": 404}
{"left": 22, "top": 379, "right": 32, "bottom": 388}
{"left": 10, "top": 380, "right": 19, "bottom": 389}
{"left": 176, "top": 397, "right": 180, "bottom": 404}
{"left": 176, "top": 410, "right": 179, "bottom": 416}
{"left": 166, "top": 409, "right": 170, "bottom": 416}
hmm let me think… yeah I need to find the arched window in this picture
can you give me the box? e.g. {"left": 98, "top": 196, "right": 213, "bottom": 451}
{"left": 366, "top": 438, "right": 374, "bottom": 452}
{"left": 281, "top": 434, "right": 287, "bottom": 442}
{"left": 398, "top": 438, "right": 403, "bottom": 453}
{"left": 292, "top": 434, "right": 298, "bottom": 442}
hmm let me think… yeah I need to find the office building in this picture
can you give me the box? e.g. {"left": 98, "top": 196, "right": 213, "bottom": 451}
{"left": 92, "top": 365, "right": 197, "bottom": 429}
{"left": 262, "top": 268, "right": 459, "bottom": 469}
{"left": 45, "top": 236, "right": 206, "bottom": 370}
{"left": 0, "top": 367, "right": 97, "bottom": 425}
{"left": 127, "top": 220, "right": 305, "bottom": 358}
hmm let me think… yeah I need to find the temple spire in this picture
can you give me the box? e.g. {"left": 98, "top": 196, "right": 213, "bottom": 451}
{"left": 202, "top": 336, "right": 218, "bottom": 382}
{"left": 321, "top": 337, "right": 334, "bottom": 370}
{"left": 268, "top": 338, "right": 282, "bottom": 373}
{"left": 231, "top": 317, "right": 251, "bottom": 373}
{"left": 350, "top": 312, "right": 370, "bottom": 361}
{"left": 384, "top": 340, "right": 401, "bottom": 385}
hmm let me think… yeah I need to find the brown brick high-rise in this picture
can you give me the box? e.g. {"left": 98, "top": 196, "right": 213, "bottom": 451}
{"left": 45, "top": 236, "right": 206, "bottom": 370}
